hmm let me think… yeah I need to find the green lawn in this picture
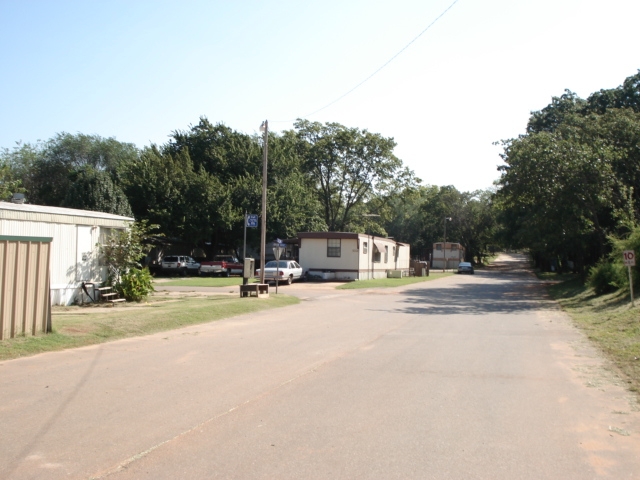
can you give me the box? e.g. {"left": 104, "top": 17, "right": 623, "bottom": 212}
{"left": 157, "top": 276, "right": 250, "bottom": 287}
{"left": 0, "top": 293, "right": 298, "bottom": 361}
{"left": 546, "top": 277, "right": 640, "bottom": 394}
{"left": 336, "top": 272, "right": 453, "bottom": 289}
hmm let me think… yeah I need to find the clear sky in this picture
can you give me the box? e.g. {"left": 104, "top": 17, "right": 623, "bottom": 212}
{"left": 1, "top": 0, "right": 638, "bottom": 192}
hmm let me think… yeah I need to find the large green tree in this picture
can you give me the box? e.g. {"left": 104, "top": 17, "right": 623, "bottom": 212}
{"left": 0, "top": 160, "right": 25, "bottom": 201}
{"left": 1, "top": 133, "right": 139, "bottom": 208}
{"left": 121, "top": 119, "right": 325, "bottom": 254}
{"left": 294, "top": 119, "right": 408, "bottom": 232}
{"left": 62, "top": 168, "right": 133, "bottom": 216}
{"left": 118, "top": 145, "right": 231, "bottom": 246}
{"left": 171, "top": 119, "right": 325, "bottom": 242}
{"left": 496, "top": 71, "right": 640, "bottom": 272}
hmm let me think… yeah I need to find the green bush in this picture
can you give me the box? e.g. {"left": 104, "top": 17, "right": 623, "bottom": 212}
{"left": 587, "top": 260, "right": 622, "bottom": 295}
{"left": 117, "top": 268, "right": 155, "bottom": 302}
{"left": 610, "top": 225, "right": 640, "bottom": 292}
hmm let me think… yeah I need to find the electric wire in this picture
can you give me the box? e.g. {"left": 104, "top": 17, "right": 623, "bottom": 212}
{"left": 273, "top": 0, "right": 460, "bottom": 123}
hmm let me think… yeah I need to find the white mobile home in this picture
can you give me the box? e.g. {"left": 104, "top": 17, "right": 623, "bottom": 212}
{"left": 297, "top": 232, "right": 410, "bottom": 280}
{"left": 0, "top": 202, "right": 133, "bottom": 305}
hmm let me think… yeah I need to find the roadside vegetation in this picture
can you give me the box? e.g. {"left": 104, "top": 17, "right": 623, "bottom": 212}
{"left": 0, "top": 294, "right": 298, "bottom": 362}
{"left": 496, "top": 71, "right": 640, "bottom": 275}
{"left": 544, "top": 275, "right": 640, "bottom": 394}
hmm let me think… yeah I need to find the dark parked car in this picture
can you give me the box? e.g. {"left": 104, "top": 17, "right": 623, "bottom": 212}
{"left": 457, "top": 261, "right": 474, "bottom": 274}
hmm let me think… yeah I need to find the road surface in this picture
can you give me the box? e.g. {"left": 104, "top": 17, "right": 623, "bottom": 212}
{"left": 1, "top": 254, "right": 639, "bottom": 479}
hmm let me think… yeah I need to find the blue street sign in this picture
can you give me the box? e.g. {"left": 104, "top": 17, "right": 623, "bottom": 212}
{"left": 246, "top": 214, "right": 258, "bottom": 228}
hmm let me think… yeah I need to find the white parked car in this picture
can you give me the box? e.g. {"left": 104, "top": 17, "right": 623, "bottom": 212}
{"left": 256, "top": 260, "right": 303, "bottom": 285}
{"left": 161, "top": 255, "right": 201, "bottom": 276}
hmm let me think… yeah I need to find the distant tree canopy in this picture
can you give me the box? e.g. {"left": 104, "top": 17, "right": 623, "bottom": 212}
{"left": 2, "top": 118, "right": 501, "bottom": 262}
{"left": 0, "top": 160, "right": 25, "bottom": 201}
{"left": 369, "top": 184, "right": 497, "bottom": 263}
{"left": 1, "top": 133, "right": 139, "bottom": 206}
{"left": 496, "top": 70, "right": 640, "bottom": 273}
{"left": 62, "top": 168, "right": 133, "bottom": 216}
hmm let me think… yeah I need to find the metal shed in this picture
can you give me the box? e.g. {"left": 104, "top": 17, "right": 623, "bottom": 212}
{"left": 0, "top": 235, "right": 52, "bottom": 339}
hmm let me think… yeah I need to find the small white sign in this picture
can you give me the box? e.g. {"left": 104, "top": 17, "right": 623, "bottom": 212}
{"left": 623, "top": 250, "right": 636, "bottom": 267}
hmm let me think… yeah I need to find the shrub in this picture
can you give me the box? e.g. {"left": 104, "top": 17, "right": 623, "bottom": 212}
{"left": 610, "top": 224, "right": 640, "bottom": 292}
{"left": 117, "top": 268, "right": 154, "bottom": 302}
{"left": 587, "top": 260, "right": 622, "bottom": 295}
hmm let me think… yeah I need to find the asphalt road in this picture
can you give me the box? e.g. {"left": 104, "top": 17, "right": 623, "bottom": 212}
{"left": 1, "top": 254, "right": 639, "bottom": 479}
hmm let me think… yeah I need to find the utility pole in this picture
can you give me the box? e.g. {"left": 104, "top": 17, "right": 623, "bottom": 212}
{"left": 443, "top": 216, "right": 451, "bottom": 272}
{"left": 259, "top": 120, "right": 268, "bottom": 285}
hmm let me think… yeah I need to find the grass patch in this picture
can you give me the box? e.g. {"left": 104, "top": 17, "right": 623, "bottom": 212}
{"left": 536, "top": 271, "right": 580, "bottom": 283}
{"left": 475, "top": 254, "right": 498, "bottom": 268}
{"left": 0, "top": 294, "right": 298, "bottom": 361}
{"left": 336, "top": 272, "right": 453, "bottom": 289}
{"left": 158, "top": 276, "right": 251, "bottom": 287}
{"left": 546, "top": 278, "right": 640, "bottom": 394}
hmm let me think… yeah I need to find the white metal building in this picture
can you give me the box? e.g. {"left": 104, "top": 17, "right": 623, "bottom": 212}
{"left": 297, "top": 232, "right": 410, "bottom": 280}
{"left": 0, "top": 202, "right": 133, "bottom": 305}
{"left": 431, "top": 242, "right": 465, "bottom": 270}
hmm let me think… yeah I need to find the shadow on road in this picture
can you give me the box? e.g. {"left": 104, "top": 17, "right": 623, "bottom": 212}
{"left": 395, "top": 254, "right": 556, "bottom": 317}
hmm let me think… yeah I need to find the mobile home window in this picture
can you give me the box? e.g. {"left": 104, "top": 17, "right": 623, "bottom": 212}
{"left": 373, "top": 243, "right": 381, "bottom": 263}
{"left": 363, "top": 241, "right": 368, "bottom": 254}
{"left": 384, "top": 246, "right": 388, "bottom": 263}
{"left": 327, "top": 238, "right": 341, "bottom": 257}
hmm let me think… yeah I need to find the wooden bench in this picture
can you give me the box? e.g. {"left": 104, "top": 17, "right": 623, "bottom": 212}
{"left": 239, "top": 283, "right": 269, "bottom": 298}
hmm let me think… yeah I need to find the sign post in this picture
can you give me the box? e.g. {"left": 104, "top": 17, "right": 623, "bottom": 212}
{"left": 272, "top": 239, "right": 285, "bottom": 294}
{"left": 243, "top": 213, "right": 259, "bottom": 285}
{"left": 623, "top": 250, "right": 636, "bottom": 307}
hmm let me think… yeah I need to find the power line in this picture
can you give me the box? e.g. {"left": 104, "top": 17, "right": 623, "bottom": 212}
{"left": 274, "top": 0, "right": 461, "bottom": 123}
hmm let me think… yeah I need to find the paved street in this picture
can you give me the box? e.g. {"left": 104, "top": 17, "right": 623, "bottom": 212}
{"left": 1, "top": 254, "right": 639, "bottom": 479}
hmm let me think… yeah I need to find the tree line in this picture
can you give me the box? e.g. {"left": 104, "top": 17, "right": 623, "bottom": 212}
{"left": 3, "top": 69, "right": 638, "bottom": 284}
{"left": 496, "top": 70, "right": 640, "bottom": 286}
{"left": 0, "top": 119, "right": 497, "bottom": 263}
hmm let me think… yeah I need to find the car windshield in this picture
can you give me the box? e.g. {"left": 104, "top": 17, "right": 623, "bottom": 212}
{"left": 459, "top": 262, "right": 471, "bottom": 267}
{"left": 265, "top": 261, "right": 288, "bottom": 268}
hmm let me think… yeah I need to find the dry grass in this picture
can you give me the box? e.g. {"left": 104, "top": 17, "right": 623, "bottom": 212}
{"left": 0, "top": 293, "right": 298, "bottom": 361}
{"left": 546, "top": 277, "right": 640, "bottom": 393}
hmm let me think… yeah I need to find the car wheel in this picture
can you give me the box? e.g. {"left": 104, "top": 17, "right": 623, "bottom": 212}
{"left": 286, "top": 275, "right": 293, "bottom": 285}
{"left": 225, "top": 270, "right": 230, "bottom": 277}
{"left": 181, "top": 268, "right": 187, "bottom": 277}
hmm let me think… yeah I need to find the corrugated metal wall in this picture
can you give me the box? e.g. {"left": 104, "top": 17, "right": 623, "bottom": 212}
{"left": 0, "top": 236, "right": 52, "bottom": 339}
{"left": 1, "top": 219, "right": 79, "bottom": 286}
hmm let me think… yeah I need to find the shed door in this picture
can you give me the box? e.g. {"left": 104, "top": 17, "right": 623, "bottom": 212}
{"left": 76, "top": 226, "right": 93, "bottom": 281}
